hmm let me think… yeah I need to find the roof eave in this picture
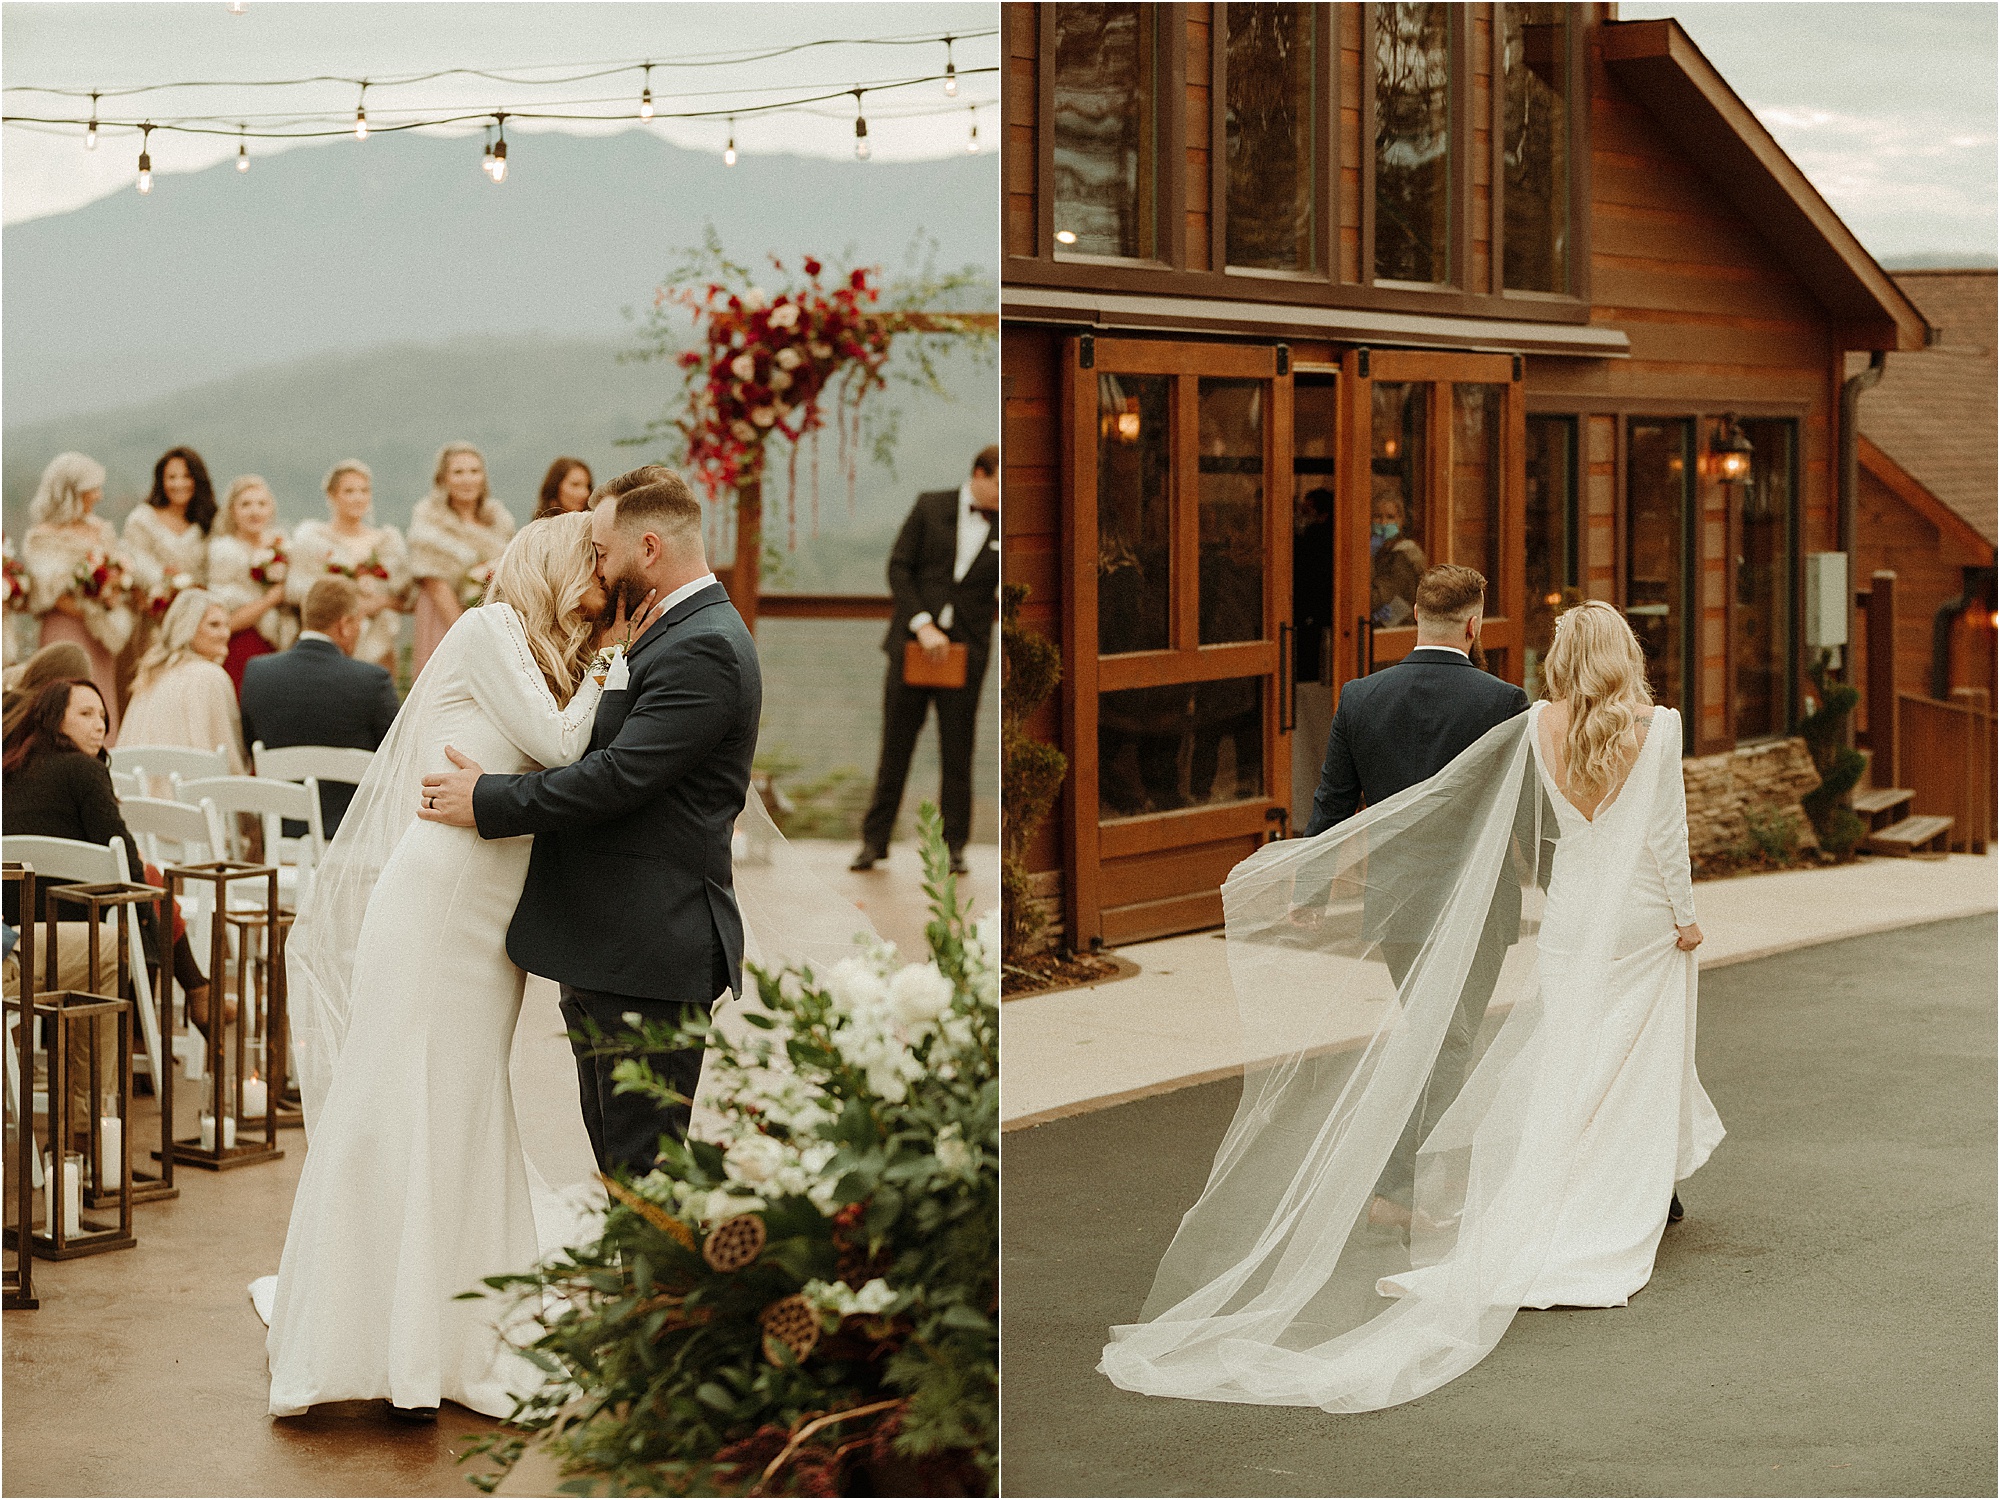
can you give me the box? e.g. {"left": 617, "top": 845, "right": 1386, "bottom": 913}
{"left": 1601, "top": 19, "right": 1932, "bottom": 353}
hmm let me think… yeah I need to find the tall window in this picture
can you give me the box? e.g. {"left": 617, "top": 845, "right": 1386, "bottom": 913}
{"left": 1502, "top": 3, "right": 1570, "bottom": 294}
{"left": 1226, "top": 4, "right": 1315, "bottom": 272}
{"left": 1523, "top": 415, "right": 1577, "bottom": 701}
{"left": 1374, "top": 1, "right": 1452, "bottom": 284}
{"left": 1053, "top": 4, "right": 1158, "bottom": 259}
{"left": 1626, "top": 420, "right": 1694, "bottom": 714}
{"left": 1735, "top": 420, "right": 1795, "bottom": 740}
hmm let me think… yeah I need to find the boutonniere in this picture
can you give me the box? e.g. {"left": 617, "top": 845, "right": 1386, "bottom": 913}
{"left": 590, "top": 642, "right": 631, "bottom": 690}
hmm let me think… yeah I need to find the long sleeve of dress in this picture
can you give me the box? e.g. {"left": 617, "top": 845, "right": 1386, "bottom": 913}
{"left": 1647, "top": 710, "right": 1697, "bottom": 926}
{"left": 460, "top": 607, "right": 604, "bottom": 770}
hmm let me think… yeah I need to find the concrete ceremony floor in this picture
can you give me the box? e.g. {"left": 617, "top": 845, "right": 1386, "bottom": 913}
{"left": 1000, "top": 916, "right": 1999, "bottom": 1498}
{"left": 1, "top": 840, "right": 995, "bottom": 1499}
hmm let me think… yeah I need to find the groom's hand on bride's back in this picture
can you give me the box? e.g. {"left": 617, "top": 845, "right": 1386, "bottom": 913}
{"left": 417, "top": 746, "right": 485, "bottom": 827}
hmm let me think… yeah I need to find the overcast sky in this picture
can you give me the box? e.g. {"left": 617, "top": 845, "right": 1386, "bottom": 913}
{"left": 1, "top": 1, "right": 997, "bottom": 224}
{"left": 1618, "top": 1, "right": 1995, "bottom": 262}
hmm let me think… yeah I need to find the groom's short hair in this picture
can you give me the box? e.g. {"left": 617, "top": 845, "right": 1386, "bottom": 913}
{"left": 1414, "top": 565, "right": 1486, "bottom": 625}
{"left": 597, "top": 465, "right": 702, "bottom": 547}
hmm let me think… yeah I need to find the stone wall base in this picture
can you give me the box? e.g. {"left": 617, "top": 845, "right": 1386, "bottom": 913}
{"left": 1681, "top": 737, "right": 1823, "bottom": 860}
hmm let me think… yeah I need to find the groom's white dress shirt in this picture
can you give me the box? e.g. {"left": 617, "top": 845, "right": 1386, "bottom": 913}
{"left": 909, "top": 481, "right": 993, "bottom": 635}
{"left": 658, "top": 572, "right": 717, "bottom": 617}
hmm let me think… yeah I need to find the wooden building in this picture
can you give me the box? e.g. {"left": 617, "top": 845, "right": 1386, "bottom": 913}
{"left": 1002, "top": 3, "right": 1933, "bottom": 949}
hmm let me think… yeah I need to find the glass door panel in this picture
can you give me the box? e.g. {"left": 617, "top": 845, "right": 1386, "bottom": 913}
{"left": 1735, "top": 419, "right": 1795, "bottom": 740}
{"left": 1369, "top": 381, "right": 1429, "bottom": 629}
{"left": 1198, "top": 378, "right": 1267, "bottom": 645}
{"left": 1523, "top": 414, "right": 1577, "bottom": 702}
{"left": 1449, "top": 384, "right": 1504, "bottom": 587}
{"left": 1626, "top": 419, "right": 1693, "bottom": 712}
{"left": 1096, "top": 373, "right": 1173, "bottom": 656}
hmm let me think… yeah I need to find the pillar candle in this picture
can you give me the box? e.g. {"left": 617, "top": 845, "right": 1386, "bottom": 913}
{"left": 61, "top": 1155, "right": 81, "bottom": 1237}
{"left": 199, "top": 1115, "right": 237, "bottom": 1152}
{"left": 242, "top": 1077, "right": 268, "bottom": 1117}
{"left": 99, "top": 1117, "right": 122, "bottom": 1190}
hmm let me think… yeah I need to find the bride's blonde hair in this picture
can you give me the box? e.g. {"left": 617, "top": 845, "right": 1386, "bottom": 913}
{"left": 1541, "top": 599, "right": 1653, "bottom": 802}
{"left": 484, "top": 512, "right": 599, "bottom": 705}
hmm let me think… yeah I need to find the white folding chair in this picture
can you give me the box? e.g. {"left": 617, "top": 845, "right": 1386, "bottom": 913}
{"left": 110, "top": 743, "right": 230, "bottom": 800}
{"left": 112, "top": 798, "right": 226, "bottom": 1081}
{"left": 0, "top": 834, "right": 165, "bottom": 1092}
{"left": 252, "top": 742, "right": 375, "bottom": 790}
{"left": 109, "top": 768, "right": 141, "bottom": 800}
{"left": 173, "top": 775, "right": 325, "bottom": 910}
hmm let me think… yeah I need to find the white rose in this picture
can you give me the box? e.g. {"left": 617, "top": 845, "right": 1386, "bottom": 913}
{"left": 730, "top": 352, "right": 757, "bottom": 381}
{"left": 768, "top": 369, "right": 793, "bottom": 392}
{"left": 808, "top": 340, "right": 834, "bottom": 360}
{"left": 853, "top": 1278, "right": 895, "bottom": 1314}
{"left": 724, "top": 1133, "right": 787, "bottom": 1187}
{"left": 935, "top": 1126, "right": 973, "bottom": 1178}
{"left": 767, "top": 303, "right": 800, "bottom": 329}
{"left": 825, "top": 957, "right": 889, "bottom": 1018}
{"left": 741, "top": 286, "right": 769, "bottom": 312}
{"left": 751, "top": 406, "right": 777, "bottom": 427}
{"left": 889, "top": 962, "right": 954, "bottom": 1027}
{"left": 775, "top": 346, "right": 804, "bottom": 371}
{"left": 731, "top": 419, "right": 758, "bottom": 442}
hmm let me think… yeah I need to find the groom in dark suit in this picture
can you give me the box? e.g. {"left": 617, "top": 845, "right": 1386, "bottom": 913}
{"left": 1304, "top": 564, "right": 1530, "bottom": 1224}
{"left": 418, "top": 466, "right": 761, "bottom": 1176}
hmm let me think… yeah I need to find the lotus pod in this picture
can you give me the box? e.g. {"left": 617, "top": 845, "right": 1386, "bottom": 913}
{"left": 760, "top": 1292, "right": 821, "bottom": 1366}
{"left": 703, "top": 1212, "right": 768, "bottom": 1273}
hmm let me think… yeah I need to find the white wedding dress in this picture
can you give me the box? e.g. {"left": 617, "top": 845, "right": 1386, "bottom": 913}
{"left": 1100, "top": 702, "right": 1725, "bottom": 1412}
{"left": 255, "top": 603, "right": 874, "bottom": 1417}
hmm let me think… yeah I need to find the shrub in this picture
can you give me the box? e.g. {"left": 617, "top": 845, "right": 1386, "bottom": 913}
{"left": 1000, "top": 584, "right": 1066, "bottom": 961}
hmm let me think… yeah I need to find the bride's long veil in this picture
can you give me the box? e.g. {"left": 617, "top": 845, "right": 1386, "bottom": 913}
{"left": 1100, "top": 711, "right": 1670, "bottom": 1412}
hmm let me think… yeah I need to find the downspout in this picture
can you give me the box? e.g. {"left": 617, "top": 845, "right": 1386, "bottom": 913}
{"left": 1839, "top": 350, "right": 1887, "bottom": 695}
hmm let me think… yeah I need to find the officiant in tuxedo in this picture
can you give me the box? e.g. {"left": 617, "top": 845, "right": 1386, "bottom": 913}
{"left": 851, "top": 444, "right": 1000, "bottom": 877}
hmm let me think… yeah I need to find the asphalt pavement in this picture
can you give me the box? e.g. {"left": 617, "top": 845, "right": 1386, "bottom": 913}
{"left": 1000, "top": 915, "right": 1998, "bottom": 1498}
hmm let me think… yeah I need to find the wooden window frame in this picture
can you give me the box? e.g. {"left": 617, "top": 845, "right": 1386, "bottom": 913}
{"left": 1361, "top": 0, "right": 1471, "bottom": 294}
{"left": 1211, "top": 3, "right": 1338, "bottom": 283}
{"left": 1008, "top": 2, "right": 1595, "bottom": 326}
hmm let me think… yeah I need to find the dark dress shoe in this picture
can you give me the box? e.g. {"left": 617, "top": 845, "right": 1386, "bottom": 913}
{"left": 1668, "top": 1191, "right": 1685, "bottom": 1224}
{"left": 388, "top": 1404, "right": 438, "bottom": 1423}
{"left": 849, "top": 845, "right": 888, "bottom": 872}
{"left": 948, "top": 848, "right": 970, "bottom": 876}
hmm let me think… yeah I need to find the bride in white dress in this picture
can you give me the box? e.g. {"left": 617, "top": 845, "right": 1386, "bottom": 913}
{"left": 1101, "top": 600, "right": 1725, "bottom": 1413}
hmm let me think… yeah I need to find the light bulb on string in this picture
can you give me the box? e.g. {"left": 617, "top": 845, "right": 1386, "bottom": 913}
{"left": 237, "top": 126, "right": 249, "bottom": 172}
{"left": 480, "top": 124, "right": 494, "bottom": 177}
{"left": 227, "top": 0, "right": 244, "bottom": 12}
{"left": 723, "top": 117, "right": 737, "bottom": 167}
{"left": 489, "top": 115, "right": 508, "bottom": 183}
{"left": 943, "top": 35, "right": 958, "bottom": 97}
{"left": 354, "top": 83, "right": 368, "bottom": 140}
{"left": 852, "top": 91, "right": 869, "bottom": 161}
{"left": 639, "top": 63, "right": 654, "bottom": 121}
{"left": 966, "top": 107, "right": 979, "bottom": 154}
{"left": 85, "top": 93, "right": 99, "bottom": 150}
{"left": 136, "top": 123, "right": 153, "bottom": 195}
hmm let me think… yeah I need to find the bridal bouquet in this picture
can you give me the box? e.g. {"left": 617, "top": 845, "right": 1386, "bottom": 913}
{"left": 148, "top": 570, "right": 196, "bottom": 618}
{"left": 459, "top": 560, "right": 496, "bottom": 610}
{"left": 467, "top": 808, "right": 997, "bottom": 1497}
{"left": 3, "top": 551, "right": 27, "bottom": 613}
{"left": 329, "top": 553, "right": 391, "bottom": 584}
{"left": 249, "top": 541, "right": 288, "bottom": 587}
{"left": 74, "top": 552, "right": 132, "bottom": 605}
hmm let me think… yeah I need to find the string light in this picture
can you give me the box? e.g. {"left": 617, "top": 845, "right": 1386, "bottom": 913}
{"left": 966, "top": 105, "right": 978, "bottom": 154}
{"left": 489, "top": 113, "right": 507, "bottom": 182}
{"left": 480, "top": 122, "right": 494, "bottom": 176}
{"left": 723, "top": 115, "right": 736, "bottom": 166}
{"left": 236, "top": 123, "right": 248, "bottom": 170}
{"left": 136, "top": 122, "right": 153, "bottom": 194}
{"left": 943, "top": 35, "right": 957, "bottom": 97}
{"left": 227, "top": 0, "right": 244, "bottom": 12}
{"left": 852, "top": 89, "right": 868, "bottom": 161}
{"left": 85, "top": 92, "right": 99, "bottom": 149}
{"left": 354, "top": 82, "right": 368, "bottom": 139}
{"left": 639, "top": 62, "right": 654, "bottom": 121}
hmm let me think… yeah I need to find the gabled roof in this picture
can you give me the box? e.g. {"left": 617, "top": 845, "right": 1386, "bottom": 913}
{"left": 1601, "top": 19, "right": 1932, "bottom": 353}
{"left": 1853, "top": 271, "right": 1998, "bottom": 551}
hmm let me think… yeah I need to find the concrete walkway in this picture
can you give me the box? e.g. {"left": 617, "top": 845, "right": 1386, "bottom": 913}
{"left": 1002, "top": 852, "right": 1998, "bottom": 1128}
{"left": 1, "top": 841, "right": 993, "bottom": 1499}
{"left": 1000, "top": 916, "right": 1998, "bottom": 1497}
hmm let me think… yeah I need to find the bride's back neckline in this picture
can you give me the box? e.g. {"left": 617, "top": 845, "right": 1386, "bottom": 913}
{"left": 1534, "top": 699, "right": 1656, "bottom": 824}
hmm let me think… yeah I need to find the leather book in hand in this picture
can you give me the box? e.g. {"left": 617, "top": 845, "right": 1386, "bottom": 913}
{"left": 903, "top": 640, "right": 969, "bottom": 689}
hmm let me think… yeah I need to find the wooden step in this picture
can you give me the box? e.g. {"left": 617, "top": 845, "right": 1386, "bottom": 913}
{"left": 1868, "top": 814, "right": 1954, "bottom": 857}
{"left": 1852, "top": 786, "right": 1913, "bottom": 818}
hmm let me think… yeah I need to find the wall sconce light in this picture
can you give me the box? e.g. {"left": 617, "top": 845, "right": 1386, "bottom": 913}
{"left": 1712, "top": 415, "right": 1754, "bottom": 483}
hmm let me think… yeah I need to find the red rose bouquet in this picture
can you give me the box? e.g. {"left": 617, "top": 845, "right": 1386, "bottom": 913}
{"left": 250, "top": 540, "right": 288, "bottom": 587}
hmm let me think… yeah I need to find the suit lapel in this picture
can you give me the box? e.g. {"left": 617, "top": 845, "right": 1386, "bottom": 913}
{"left": 628, "top": 581, "right": 732, "bottom": 668}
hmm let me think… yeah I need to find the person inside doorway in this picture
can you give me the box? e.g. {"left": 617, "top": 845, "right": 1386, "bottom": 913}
{"left": 1371, "top": 479, "right": 1428, "bottom": 628}
{"left": 1293, "top": 487, "right": 1335, "bottom": 683}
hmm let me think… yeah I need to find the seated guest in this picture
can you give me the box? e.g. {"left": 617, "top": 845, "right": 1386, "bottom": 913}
{"left": 240, "top": 577, "right": 400, "bottom": 834}
{"left": 118, "top": 588, "right": 248, "bottom": 784}
{"left": 1, "top": 640, "right": 94, "bottom": 735}
{"left": 2, "top": 677, "right": 219, "bottom": 1061}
